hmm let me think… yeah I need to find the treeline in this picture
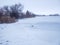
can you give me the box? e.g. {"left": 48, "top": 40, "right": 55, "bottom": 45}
{"left": 0, "top": 3, "right": 35, "bottom": 23}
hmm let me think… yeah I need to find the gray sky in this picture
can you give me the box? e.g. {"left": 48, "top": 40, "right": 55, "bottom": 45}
{"left": 0, "top": 0, "right": 60, "bottom": 15}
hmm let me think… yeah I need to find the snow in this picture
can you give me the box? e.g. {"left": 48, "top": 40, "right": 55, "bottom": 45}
{"left": 0, "top": 16, "right": 60, "bottom": 45}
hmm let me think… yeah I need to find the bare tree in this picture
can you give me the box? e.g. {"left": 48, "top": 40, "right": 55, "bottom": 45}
{"left": 10, "top": 4, "right": 24, "bottom": 19}
{"left": 2, "top": 6, "right": 10, "bottom": 16}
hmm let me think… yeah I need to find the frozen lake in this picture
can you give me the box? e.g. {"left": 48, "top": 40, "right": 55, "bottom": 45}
{"left": 0, "top": 16, "right": 60, "bottom": 45}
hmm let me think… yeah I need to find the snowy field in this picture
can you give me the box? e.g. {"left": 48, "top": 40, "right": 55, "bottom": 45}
{"left": 0, "top": 16, "right": 60, "bottom": 45}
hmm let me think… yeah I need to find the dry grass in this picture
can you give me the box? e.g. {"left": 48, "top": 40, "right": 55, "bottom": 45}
{"left": 0, "top": 16, "right": 17, "bottom": 23}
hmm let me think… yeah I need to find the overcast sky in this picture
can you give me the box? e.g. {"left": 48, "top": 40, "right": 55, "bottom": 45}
{"left": 0, "top": 0, "right": 60, "bottom": 15}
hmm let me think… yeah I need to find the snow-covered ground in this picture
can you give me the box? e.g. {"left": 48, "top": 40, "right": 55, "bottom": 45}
{"left": 0, "top": 16, "right": 60, "bottom": 45}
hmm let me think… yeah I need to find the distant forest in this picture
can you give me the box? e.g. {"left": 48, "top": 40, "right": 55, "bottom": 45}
{"left": 0, "top": 3, "right": 60, "bottom": 23}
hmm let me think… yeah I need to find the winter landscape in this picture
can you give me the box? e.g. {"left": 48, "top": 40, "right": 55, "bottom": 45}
{"left": 0, "top": 0, "right": 60, "bottom": 45}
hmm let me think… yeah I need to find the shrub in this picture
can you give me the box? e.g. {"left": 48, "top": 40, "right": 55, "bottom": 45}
{"left": 0, "top": 16, "right": 16, "bottom": 23}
